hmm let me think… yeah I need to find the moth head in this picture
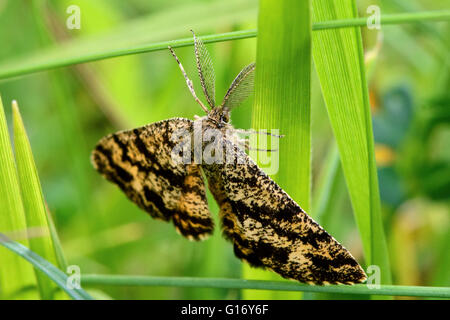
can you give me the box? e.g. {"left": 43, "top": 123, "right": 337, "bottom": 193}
{"left": 207, "top": 107, "right": 230, "bottom": 127}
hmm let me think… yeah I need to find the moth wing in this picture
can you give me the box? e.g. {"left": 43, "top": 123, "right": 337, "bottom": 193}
{"left": 205, "top": 140, "right": 366, "bottom": 284}
{"left": 91, "top": 118, "right": 214, "bottom": 240}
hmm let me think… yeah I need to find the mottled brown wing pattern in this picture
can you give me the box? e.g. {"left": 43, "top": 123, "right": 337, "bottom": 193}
{"left": 203, "top": 140, "right": 367, "bottom": 285}
{"left": 91, "top": 118, "right": 214, "bottom": 240}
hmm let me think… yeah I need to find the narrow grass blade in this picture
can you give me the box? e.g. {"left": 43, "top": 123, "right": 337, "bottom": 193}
{"left": 352, "top": 1, "right": 392, "bottom": 287}
{"left": 312, "top": 0, "right": 391, "bottom": 284}
{"left": 0, "top": 233, "right": 93, "bottom": 300}
{"left": 0, "top": 95, "right": 37, "bottom": 299}
{"left": 0, "top": 11, "right": 447, "bottom": 80}
{"left": 12, "top": 101, "right": 66, "bottom": 299}
{"left": 45, "top": 205, "right": 68, "bottom": 271}
{"left": 311, "top": 143, "right": 344, "bottom": 225}
{"left": 245, "top": 0, "right": 311, "bottom": 299}
{"left": 0, "top": 0, "right": 258, "bottom": 81}
{"left": 80, "top": 274, "right": 450, "bottom": 298}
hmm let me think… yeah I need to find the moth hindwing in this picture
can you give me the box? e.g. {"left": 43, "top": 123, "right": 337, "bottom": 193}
{"left": 91, "top": 30, "right": 366, "bottom": 285}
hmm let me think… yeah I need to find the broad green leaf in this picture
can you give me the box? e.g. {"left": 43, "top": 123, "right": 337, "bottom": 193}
{"left": 12, "top": 101, "right": 66, "bottom": 299}
{"left": 0, "top": 95, "right": 37, "bottom": 299}
{"left": 244, "top": 0, "right": 312, "bottom": 299}
{"left": 312, "top": 0, "right": 391, "bottom": 284}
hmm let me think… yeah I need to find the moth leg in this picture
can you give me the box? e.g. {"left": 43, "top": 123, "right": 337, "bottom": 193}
{"left": 234, "top": 128, "right": 285, "bottom": 138}
{"left": 237, "top": 138, "right": 279, "bottom": 152}
{"left": 168, "top": 46, "right": 209, "bottom": 113}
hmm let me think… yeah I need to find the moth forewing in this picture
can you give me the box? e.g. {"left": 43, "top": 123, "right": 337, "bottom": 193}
{"left": 221, "top": 62, "right": 256, "bottom": 111}
{"left": 91, "top": 119, "right": 215, "bottom": 241}
{"left": 192, "top": 30, "right": 216, "bottom": 109}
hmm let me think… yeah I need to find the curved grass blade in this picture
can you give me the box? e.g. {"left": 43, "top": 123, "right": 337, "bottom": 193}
{"left": 0, "top": 233, "right": 93, "bottom": 300}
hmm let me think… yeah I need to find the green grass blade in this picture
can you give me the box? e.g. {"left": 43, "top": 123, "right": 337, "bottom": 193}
{"left": 0, "top": 11, "right": 447, "bottom": 80}
{"left": 311, "top": 143, "right": 344, "bottom": 225}
{"left": 352, "top": 1, "right": 392, "bottom": 287}
{"left": 0, "top": 233, "right": 93, "bottom": 300}
{"left": 312, "top": 9, "right": 450, "bottom": 30}
{"left": 80, "top": 274, "right": 450, "bottom": 298}
{"left": 44, "top": 206, "right": 68, "bottom": 271}
{"left": 244, "top": 0, "right": 311, "bottom": 299}
{"left": 0, "top": 95, "right": 37, "bottom": 299}
{"left": 12, "top": 101, "right": 66, "bottom": 299}
{"left": 0, "top": 0, "right": 258, "bottom": 81}
{"left": 312, "top": 0, "right": 391, "bottom": 284}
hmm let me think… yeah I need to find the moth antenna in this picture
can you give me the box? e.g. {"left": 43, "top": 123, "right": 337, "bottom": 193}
{"left": 221, "top": 62, "right": 255, "bottom": 111}
{"left": 191, "top": 30, "right": 216, "bottom": 109}
{"left": 168, "top": 46, "right": 209, "bottom": 113}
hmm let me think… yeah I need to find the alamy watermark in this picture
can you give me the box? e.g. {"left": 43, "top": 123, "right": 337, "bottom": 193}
{"left": 66, "top": 5, "right": 81, "bottom": 30}
{"left": 367, "top": 5, "right": 381, "bottom": 30}
{"left": 171, "top": 124, "right": 280, "bottom": 175}
{"left": 66, "top": 265, "right": 81, "bottom": 290}
{"left": 366, "top": 265, "right": 381, "bottom": 289}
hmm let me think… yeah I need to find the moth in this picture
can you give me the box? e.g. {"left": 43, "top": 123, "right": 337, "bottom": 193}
{"left": 91, "top": 31, "right": 367, "bottom": 285}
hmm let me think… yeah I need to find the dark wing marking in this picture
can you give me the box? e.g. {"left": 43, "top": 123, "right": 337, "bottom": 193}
{"left": 203, "top": 140, "right": 366, "bottom": 284}
{"left": 221, "top": 63, "right": 255, "bottom": 111}
{"left": 192, "top": 31, "right": 215, "bottom": 108}
{"left": 91, "top": 118, "right": 214, "bottom": 240}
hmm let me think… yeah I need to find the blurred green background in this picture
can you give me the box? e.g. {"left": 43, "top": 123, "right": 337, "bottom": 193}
{"left": 0, "top": 0, "right": 448, "bottom": 299}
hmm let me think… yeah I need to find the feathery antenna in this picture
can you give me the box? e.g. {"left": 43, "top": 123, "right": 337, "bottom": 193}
{"left": 168, "top": 46, "right": 209, "bottom": 113}
{"left": 192, "top": 30, "right": 216, "bottom": 109}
